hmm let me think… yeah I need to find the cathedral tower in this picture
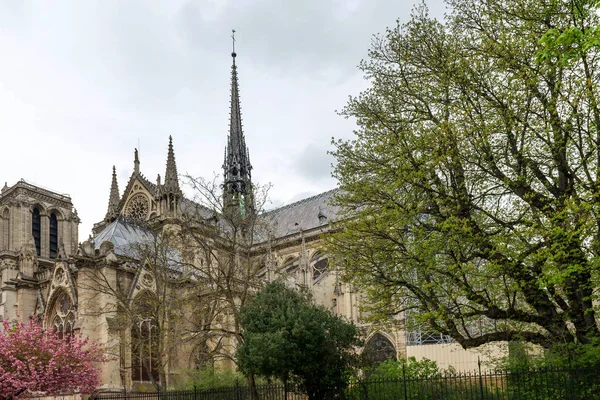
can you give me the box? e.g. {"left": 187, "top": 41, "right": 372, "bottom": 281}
{"left": 223, "top": 33, "right": 254, "bottom": 218}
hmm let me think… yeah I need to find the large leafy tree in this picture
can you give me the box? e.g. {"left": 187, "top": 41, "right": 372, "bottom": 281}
{"left": 328, "top": 0, "right": 600, "bottom": 349}
{"left": 236, "top": 282, "right": 361, "bottom": 400}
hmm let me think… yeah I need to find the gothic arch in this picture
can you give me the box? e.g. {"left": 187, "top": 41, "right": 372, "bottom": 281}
{"left": 310, "top": 251, "right": 329, "bottom": 281}
{"left": 45, "top": 288, "right": 76, "bottom": 338}
{"left": 363, "top": 332, "right": 397, "bottom": 366}
{"left": 46, "top": 208, "right": 65, "bottom": 220}
{"left": 130, "top": 290, "right": 160, "bottom": 383}
{"left": 29, "top": 203, "right": 47, "bottom": 214}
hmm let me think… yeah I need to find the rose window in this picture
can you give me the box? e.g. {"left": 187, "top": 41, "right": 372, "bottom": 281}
{"left": 125, "top": 194, "right": 150, "bottom": 220}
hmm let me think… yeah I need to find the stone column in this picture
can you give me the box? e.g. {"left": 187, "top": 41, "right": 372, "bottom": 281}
{"left": 11, "top": 203, "right": 25, "bottom": 251}
{"left": 78, "top": 265, "right": 123, "bottom": 390}
{"left": 0, "top": 259, "right": 18, "bottom": 326}
{"left": 72, "top": 218, "right": 79, "bottom": 254}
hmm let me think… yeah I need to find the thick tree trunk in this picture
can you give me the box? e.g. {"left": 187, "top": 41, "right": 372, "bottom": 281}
{"left": 247, "top": 373, "right": 259, "bottom": 400}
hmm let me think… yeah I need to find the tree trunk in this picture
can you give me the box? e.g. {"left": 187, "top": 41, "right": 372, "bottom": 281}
{"left": 247, "top": 373, "right": 259, "bottom": 400}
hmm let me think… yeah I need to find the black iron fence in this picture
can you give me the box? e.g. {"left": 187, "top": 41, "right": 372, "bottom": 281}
{"left": 92, "top": 365, "right": 600, "bottom": 400}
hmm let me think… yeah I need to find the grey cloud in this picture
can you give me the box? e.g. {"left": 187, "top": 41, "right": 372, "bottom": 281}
{"left": 0, "top": 0, "right": 448, "bottom": 237}
{"left": 293, "top": 143, "right": 335, "bottom": 181}
{"left": 176, "top": 0, "right": 448, "bottom": 80}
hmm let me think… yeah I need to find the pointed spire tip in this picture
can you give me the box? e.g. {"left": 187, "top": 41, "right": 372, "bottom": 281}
{"left": 231, "top": 29, "right": 237, "bottom": 58}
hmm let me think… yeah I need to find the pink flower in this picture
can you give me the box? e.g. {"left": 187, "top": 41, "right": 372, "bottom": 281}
{"left": 0, "top": 319, "right": 105, "bottom": 399}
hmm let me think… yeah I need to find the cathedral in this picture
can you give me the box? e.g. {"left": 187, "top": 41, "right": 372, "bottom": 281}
{"left": 0, "top": 49, "right": 498, "bottom": 391}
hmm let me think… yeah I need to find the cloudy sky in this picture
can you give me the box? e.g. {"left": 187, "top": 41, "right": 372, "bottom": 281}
{"left": 0, "top": 0, "right": 446, "bottom": 238}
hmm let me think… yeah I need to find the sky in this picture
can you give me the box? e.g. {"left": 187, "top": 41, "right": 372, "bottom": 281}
{"left": 0, "top": 0, "right": 446, "bottom": 238}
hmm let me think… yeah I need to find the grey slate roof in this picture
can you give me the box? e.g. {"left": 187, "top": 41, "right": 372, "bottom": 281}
{"left": 98, "top": 186, "right": 340, "bottom": 250}
{"left": 94, "top": 218, "right": 183, "bottom": 270}
{"left": 181, "top": 198, "right": 215, "bottom": 220}
{"left": 262, "top": 189, "right": 340, "bottom": 240}
{"left": 93, "top": 219, "right": 154, "bottom": 256}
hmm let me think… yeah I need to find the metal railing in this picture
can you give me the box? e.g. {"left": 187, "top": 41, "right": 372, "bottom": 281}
{"left": 92, "top": 365, "right": 600, "bottom": 400}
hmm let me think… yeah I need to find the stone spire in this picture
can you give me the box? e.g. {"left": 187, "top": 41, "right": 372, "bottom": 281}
{"left": 157, "top": 136, "right": 182, "bottom": 216}
{"left": 223, "top": 30, "right": 254, "bottom": 217}
{"left": 105, "top": 166, "right": 120, "bottom": 222}
{"left": 163, "top": 135, "right": 181, "bottom": 194}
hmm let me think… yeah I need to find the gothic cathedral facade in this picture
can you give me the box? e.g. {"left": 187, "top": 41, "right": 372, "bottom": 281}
{"left": 1, "top": 50, "right": 490, "bottom": 392}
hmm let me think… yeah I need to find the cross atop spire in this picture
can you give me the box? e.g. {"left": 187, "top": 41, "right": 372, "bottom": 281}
{"left": 105, "top": 166, "right": 120, "bottom": 222}
{"left": 223, "top": 34, "right": 254, "bottom": 217}
{"left": 231, "top": 29, "right": 236, "bottom": 57}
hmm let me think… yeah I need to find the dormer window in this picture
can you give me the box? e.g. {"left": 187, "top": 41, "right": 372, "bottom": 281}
{"left": 318, "top": 211, "right": 327, "bottom": 225}
{"left": 32, "top": 208, "right": 41, "bottom": 256}
{"left": 49, "top": 213, "right": 58, "bottom": 258}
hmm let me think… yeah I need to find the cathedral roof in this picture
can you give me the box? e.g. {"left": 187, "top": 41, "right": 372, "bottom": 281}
{"left": 261, "top": 189, "right": 340, "bottom": 241}
{"left": 93, "top": 218, "right": 154, "bottom": 256}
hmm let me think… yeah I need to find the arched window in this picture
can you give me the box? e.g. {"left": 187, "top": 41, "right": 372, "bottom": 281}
{"left": 363, "top": 333, "right": 397, "bottom": 367}
{"left": 50, "top": 292, "right": 75, "bottom": 339}
{"left": 49, "top": 213, "right": 58, "bottom": 258}
{"left": 312, "top": 257, "right": 329, "bottom": 281}
{"left": 32, "top": 208, "right": 41, "bottom": 256}
{"left": 132, "top": 319, "right": 160, "bottom": 383}
{"left": 131, "top": 293, "right": 160, "bottom": 383}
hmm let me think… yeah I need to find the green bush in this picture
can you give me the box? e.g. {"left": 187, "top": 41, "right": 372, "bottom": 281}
{"left": 178, "top": 366, "right": 249, "bottom": 390}
{"left": 366, "top": 357, "right": 441, "bottom": 380}
{"left": 499, "top": 341, "right": 600, "bottom": 400}
{"left": 345, "top": 358, "right": 502, "bottom": 400}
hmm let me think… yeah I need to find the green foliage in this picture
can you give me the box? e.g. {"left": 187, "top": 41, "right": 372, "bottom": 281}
{"left": 499, "top": 340, "right": 600, "bottom": 371}
{"left": 178, "top": 366, "right": 249, "bottom": 390}
{"left": 537, "top": 0, "right": 600, "bottom": 65}
{"left": 346, "top": 358, "right": 497, "bottom": 400}
{"left": 367, "top": 358, "right": 441, "bottom": 380}
{"left": 236, "top": 281, "right": 361, "bottom": 399}
{"left": 327, "top": 0, "right": 600, "bottom": 350}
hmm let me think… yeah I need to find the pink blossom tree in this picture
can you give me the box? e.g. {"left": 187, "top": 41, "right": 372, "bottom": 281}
{"left": 0, "top": 318, "right": 105, "bottom": 399}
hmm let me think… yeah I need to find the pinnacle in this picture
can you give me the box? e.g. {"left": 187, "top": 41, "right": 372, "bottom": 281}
{"left": 163, "top": 136, "right": 181, "bottom": 194}
{"left": 134, "top": 148, "right": 140, "bottom": 174}
{"left": 105, "top": 165, "right": 121, "bottom": 221}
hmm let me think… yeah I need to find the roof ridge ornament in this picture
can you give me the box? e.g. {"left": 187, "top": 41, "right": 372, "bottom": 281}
{"left": 134, "top": 148, "right": 140, "bottom": 174}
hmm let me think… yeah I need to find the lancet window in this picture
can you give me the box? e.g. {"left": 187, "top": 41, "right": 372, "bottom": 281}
{"left": 32, "top": 207, "right": 41, "bottom": 256}
{"left": 49, "top": 213, "right": 58, "bottom": 258}
{"left": 131, "top": 293, "right": 160, "bottom": 383}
